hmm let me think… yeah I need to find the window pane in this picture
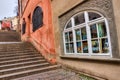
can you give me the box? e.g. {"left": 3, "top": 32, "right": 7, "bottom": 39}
{"left": 69, "top": 31, "right": 73, "bottom": 42}
{"left": 65, "top": 32, "right": 69, "bottom": 42}
{"left": 82, "top": 41, "right": 88, "bottom": 53}
{"left": 69, "top": 43, "right": 74, "bottom": 53}
{"left": 98, "top": 22, "right": 107, "bottom": 37}
{"left": 100, "top": 38, "right": 109, "bottom": 53}
{"left": 75, "top": 29, "right": 81, "bottom": 41}
{"left": 88, "top": 12, "right": 101, "bottom": 21}
{"left": 76, "top": 42, "right": 82, "bottom": 53}
{"left": 81, "top": 27, "right": 87, "bottom": 40}
{"left": 92, "top": 40, "right": 99, "bottom": 53}
{"left": 90, "top": 24, "right": 98, "bottom": 38}
{"left": 32, "top": 6, "right": 43, "bottom": 32}
{"left": 66, "top": 20, "right": 72, "bottom": 29}
{"left": 74, "top": 13, "right": 85, "bottom": 25}
{"left": 65, "top": 43, "right": 69, "bottom": 53}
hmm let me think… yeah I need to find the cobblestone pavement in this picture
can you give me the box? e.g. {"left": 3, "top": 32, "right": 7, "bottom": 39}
{"left": 13, "top": 69, "right": 82, "bottom": 80}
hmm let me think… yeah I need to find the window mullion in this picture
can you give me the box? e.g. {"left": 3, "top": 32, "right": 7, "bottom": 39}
{"left": 105, "top": 18, "right": 112, "bottom": 57}
{"left": 84, "top": 11, "right": 92, "bottom": 56}
{"left": 71, "top": 18, "right": 77, "bottom": 54}
{"left": 96, "top": 23, "right": 101, "bottom": 53}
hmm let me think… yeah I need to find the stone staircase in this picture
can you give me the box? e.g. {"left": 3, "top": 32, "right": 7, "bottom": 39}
{"left": 0, "top": 42, "right": 60, "bottom": 80}
{"left": 0, "top": 31, "right": 21, "bottom": 42}
{"left": 0, "top": 31, "right": 81, "bottom": 80}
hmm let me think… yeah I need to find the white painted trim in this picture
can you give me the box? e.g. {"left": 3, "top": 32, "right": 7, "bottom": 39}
{"left": 71, "top": 17, "right": 77, "bottom": 54}
{"left": 105, "top": 18, "right": 112, "bottom": 57}
{"left": 63, "top": 11, "right": 112, "bottom": 57}
{"left": 85, "top": 11, "right": 92, "bottom": 56}
{"left": 0, "top": 42, "right": 22, "bottom": 44}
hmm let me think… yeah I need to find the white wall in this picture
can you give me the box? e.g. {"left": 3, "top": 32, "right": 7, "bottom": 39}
{"left": 0, "top": 22, "right": 1, "bottom": 30}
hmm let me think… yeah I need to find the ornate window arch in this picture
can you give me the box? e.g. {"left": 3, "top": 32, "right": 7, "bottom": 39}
{"left": 63, "top": 11, "right": 112, "bottom": 56}
{"left": 32, "top": 6, "right": 43, "bottom": 32}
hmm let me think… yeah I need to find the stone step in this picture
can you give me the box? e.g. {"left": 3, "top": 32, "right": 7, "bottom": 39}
{"left": 0, "top": 31, "right": 21, "bottom": 42}
{"left": 0, "top": 49, "right": 38, "bottom": 53}
{"left": 0, "top": 52, "right": 39, "bottom": 58}
{"left": 0, "top": 48, "right": 37, "bottom": 52}
{"left": 0, "top": 45, "right": 36, "bottom": 49}
{"left": 0, "top": 57, "right": 42, "bottom": 65}
{"left": 0, "top": 60, "right": 47, "bottom": 70}
{"left": 0, "top": 63, "right": 50, "bottom": 75}
{"left": 0, "top": 55, "right": 43, "bottom": 61}
{"left": 0, "top": 65, "right": 60, "bottom": 80}
{"left": 21, "top": 69, "right": 80, "bottom": 80}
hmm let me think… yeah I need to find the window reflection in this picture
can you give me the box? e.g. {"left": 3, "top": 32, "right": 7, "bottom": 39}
{"left": 82, "top": 41, "right": 88, "bottom": 53}
{"left": 92, "top": 40, "right": 99, "bottom": 53}
{"left": 88, "top": 12, "right": 101, "bottom": 21}
{"left": 66, "top": 20, "right": 72, "bottom": 29}
{"left": 64, "top": 11, "right": 110, "bottom": 55}
{"left": 90, "top": 24, "right": 98, "bottom": 38}
{"left": 76, "top": 42, "right": 82, "bottom": 53}
{"left": 100, "top": 38, "right": 109, "bottom": 53}
{"left": 74, "top": 13, "right": 85, "bottom": 26}
{"left": 75, "top": 29, "right": 81, "bottom": 41}
{"left": 81, "top": 27, "right": 87, "bottom": 40}
{"left": 65, "top": 33, "right": 69, "bottom": 42}
{"left": 69, "top": 31, "right": 73, "bottom": 42}
{"left": 98, "top": 22, "right": 107, "bottom": 37}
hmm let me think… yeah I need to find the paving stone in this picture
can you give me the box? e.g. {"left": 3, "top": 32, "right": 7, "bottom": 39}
{"left": 13, "top": 69, "right": 82, "bottom": 80}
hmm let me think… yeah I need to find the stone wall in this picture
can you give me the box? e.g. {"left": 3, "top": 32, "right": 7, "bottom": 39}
{"left": 112, "top": 0, "right": 120, "bottom": 58}
{"left": 59, "top": 0, "right": 119, "bottom": 58}
{"left": 51, "top": 0, "right": 120, "bottom": 79}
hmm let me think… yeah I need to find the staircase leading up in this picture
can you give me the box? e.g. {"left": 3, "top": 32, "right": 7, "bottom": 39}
{"left": 0, "top": 31, "right": 60, "bottom": 80}
{"left": 0, "top": 31, "right": 21, "bottom": 42}
{"left": 0, "top": 42, "right": 60, "bottom": 80}
{"left": 0, "top": 31, "right": 81, "bottom": 80}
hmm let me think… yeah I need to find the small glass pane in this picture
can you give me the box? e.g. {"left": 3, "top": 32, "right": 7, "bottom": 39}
{"left": 75, "top": 29, "right": 81, "bottom": 41}
{"left": 81, "top": 27, "right": 87, "bottom": 40}
{"left": 66, "top": 20, "right": 72, "bottom": 29}
{"left": 65, "top": 33, "right": 69, "bottom": 42}
{"left": 98, "top": 22, "right": 107, "bottom": 37}
{"left": 88, "top": 12, "right": 101, "bottom": 21}
{"left": 65, "top": 43, "right": 69, "bottom": 53}
{"left": 74, "top": 13, "right": 85, "bottom": 25}
{"left": 69, "top": 31, "right": 73, "bottom": 42}
{"left": 92, "top": 40, "right": 99, "bottom": 53}
{"left": 90, "top": 24, "right": 98, "bottom": 38}
{"left": 76, "top": 42, "right": 82, "bottom": 53}
{"left": 69, "top": 43, "right": 74, "bottom": 53}
{"left": 99, "top": 38, "right": 109, "bottom": 53}
{"left": 82, "top": 41, "right": 88, "bottom": 53}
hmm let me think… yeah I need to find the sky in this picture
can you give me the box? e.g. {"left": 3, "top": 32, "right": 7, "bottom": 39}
{"left": 0, "top": 0, "right": 18, "bottom": 20}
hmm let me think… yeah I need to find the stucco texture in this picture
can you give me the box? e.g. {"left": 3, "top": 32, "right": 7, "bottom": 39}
{"left": 21, "top": 0, "right": 56, "bottom": 63}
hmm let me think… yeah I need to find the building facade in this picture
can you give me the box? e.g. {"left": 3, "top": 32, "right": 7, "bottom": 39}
{"left": 1, "top": 20, "right": 11, "bottom": 30}
{"left": 18, "top": 0, "right": 56, "bottom": 63}
{"left": 0, "top": 21, "right": 2, "bottom": 30}
{"left": 11, "top": 16, "right": 19, "bottom": 31}
{"left": 51, "top": 0, "right": 120, "bottom": 80}
{"left": 19, "top": 0, "right": 120, "bottom": 80}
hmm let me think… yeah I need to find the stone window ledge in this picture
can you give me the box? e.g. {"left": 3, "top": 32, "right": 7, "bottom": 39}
{"left": 60, "top": 55, "right": 120, "bottom": 64}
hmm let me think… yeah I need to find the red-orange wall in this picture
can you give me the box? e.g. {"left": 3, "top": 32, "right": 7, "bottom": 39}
{"left": 20, "top": 0, "right": 56, "bottom": 63}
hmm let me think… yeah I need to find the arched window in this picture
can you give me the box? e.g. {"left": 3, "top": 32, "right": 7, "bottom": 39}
{"left": 32, "top": 6, "right": 43, "bottom": 32}
{"left": 63, "top": 11, "right": 112, "bottom": 56}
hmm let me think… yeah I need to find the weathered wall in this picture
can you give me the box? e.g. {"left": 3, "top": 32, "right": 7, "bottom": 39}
{"left": 112, "top": 0, "right": 120, "bottom": 57}
{"left": 51, "top": 0, "right": 85, "bottom": 57}
{"left": 21, "top": 0, "right": 29, "bottom": 13}
{"left": 20, "top": 0, "right": 56, "bottom": 63}
{"left": 51, "top": 0, "right": 120, "bottom": 79}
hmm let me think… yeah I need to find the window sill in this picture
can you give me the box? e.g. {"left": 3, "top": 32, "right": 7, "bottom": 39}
{"left": 60, "top": 55, "right": 120, "bottom": 64}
